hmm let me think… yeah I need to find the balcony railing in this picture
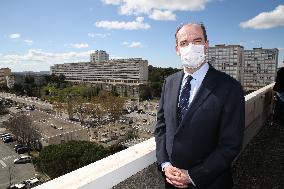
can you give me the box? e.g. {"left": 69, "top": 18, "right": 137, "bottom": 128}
{"left": 34, "top": 83, "right": 275, "bottom": 189}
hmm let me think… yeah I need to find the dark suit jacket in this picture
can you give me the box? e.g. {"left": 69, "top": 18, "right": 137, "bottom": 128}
{"left": 155, "top": 64, "right": 245, "bottom": 189}
{"left": 273, "top": 67, "right": 284, "bottom": 93}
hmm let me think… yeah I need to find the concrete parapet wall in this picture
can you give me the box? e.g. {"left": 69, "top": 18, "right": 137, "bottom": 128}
{"left": 243, "top": 83, "right": 274, "bottom": 148}
{"left": 34, "top": 138, "right": 156, "bottom": 189}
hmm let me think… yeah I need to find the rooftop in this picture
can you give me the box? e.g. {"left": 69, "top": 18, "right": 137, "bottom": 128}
{"left": 33, "top": 83, "right": 283, "bottom": 189}
{"left": 232, "top": 121, "right": 284, "bottom": 188}
{"left": 113, "top": 121, "right": 284, "bottom": 189}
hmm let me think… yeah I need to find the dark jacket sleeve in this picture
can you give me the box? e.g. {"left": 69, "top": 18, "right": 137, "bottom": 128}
{"left": 188, "top": 81, "right": 245, "bottom": 188}
{"left": 154, "top": 80, "right": 170, "bottom": 165}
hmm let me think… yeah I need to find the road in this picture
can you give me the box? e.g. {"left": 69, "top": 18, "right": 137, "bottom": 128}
{"left": 0, "top": 129, "right": 36, "bottom": 189}
{"left": 0, "top": 92, "right": 52, "bottom": 111}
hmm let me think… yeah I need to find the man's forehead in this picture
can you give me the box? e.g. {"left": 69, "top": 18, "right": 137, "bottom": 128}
{"left": 177, "top": 24, "right": 203, "bottom": 39}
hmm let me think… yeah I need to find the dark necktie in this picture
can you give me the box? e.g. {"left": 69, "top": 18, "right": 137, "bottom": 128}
{"left": 178, "top": 75, "right": 193, "bottom": 124}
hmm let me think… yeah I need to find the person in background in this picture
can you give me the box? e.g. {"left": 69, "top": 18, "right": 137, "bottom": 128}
{"left": 154, "top": 23, "right": 245, "bottom": 189}
{"left": 273, "top": 67, "right": 284, "bottom": 122}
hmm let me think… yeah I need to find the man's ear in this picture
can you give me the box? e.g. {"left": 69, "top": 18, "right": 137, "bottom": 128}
{"left": 175, "top": 45, "right": 180, "bottom": 56}
{"left": 205, "top": 40, "right": 209, "bottom": 54}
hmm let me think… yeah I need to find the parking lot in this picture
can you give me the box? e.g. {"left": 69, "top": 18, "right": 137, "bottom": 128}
{"left": 0, "top": 92, "right": 52, "bottom": 111}
{"left": 126, "top": 111, "right": 156, "bottom": 134}
{"left": 0, "top": 128, "right": 37, "bottom": 189}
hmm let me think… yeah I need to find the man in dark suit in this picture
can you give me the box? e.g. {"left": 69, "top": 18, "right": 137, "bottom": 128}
{"left": 154, "top": 23, "right": 245, "bottom": 189}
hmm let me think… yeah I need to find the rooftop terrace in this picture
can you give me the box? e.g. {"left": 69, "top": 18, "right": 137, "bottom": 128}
{"left": 34, "top": 83, "right": 283, "bottom": 189}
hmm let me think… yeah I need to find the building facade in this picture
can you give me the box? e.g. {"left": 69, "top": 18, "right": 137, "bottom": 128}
{"left": 90, "top": 50, "right": 109, "bottom": 63}
{"left": 244, "top": 48, "right": 278, "bottom": 92}
{"left": 51, "top": 52, "right": 148, "bottom": 98}
{"left": 206, "top": 45, "right": 279, "bottom": 92}
{"left": 206, "top": 44, "right": 244, "bottom": 86}
{"left": 51, "top": 58, "right": 148, "bottom": 85}
{"left": 0, "top": 68, "right": 13, "bottom": 88}
{"left": 6, "top": 75, "right": 15, "bottom": 88}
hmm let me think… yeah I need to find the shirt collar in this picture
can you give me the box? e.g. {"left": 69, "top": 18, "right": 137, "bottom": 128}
{"left": 183, "top": 63, "right": 209, "bottom": 82}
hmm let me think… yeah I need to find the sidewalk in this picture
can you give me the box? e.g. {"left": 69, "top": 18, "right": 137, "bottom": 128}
{"left": 232, "top": 121, "right": 284, "bottom": 188}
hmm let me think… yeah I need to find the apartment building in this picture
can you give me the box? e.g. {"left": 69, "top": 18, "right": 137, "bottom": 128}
{"left": 90, "top": 50, "right": 109, "bottom": 63}
{"left": 206, "top": 45, "right": 278, "bottom": 92}
{"left": 51, "top": 58, "right": 148, "bottom": 84}
{"left": 6, "top": 75, "right": 15, "bottom": 88}
{"left": 206, "top": 44, "right": 244, "bottom": 86}
{"left": 0, "top": 68, "right": 13, "bottom": 87}
{"left": 50, "top": 52, "right": 148, "bottom": 98}
{"left": 244, "top": 48, "right": 278, "bottom": 92}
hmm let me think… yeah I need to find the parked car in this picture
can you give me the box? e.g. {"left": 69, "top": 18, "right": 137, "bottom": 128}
{"left": 3, "top": 137, "right": 13, "bottom": 143}
{"left": 1, "top": 133, "right": 11, "bottom": 139}
{"left": 14, "top": 144, "right": 26, "bottom": 151}
{"left": 14, "top": 155, "right": 32, "bottom": 164}
{"left": 7, "top": 183, "right": 26, "bottom": 189}
{"left": 24, "top": 177, "right": 40, "bottom": 188}
{"left": 16, "top": 105, "right": 22, "bottom": 109}
{"left": 16, "top": 146, "right": 30, "bottom": 154}
{"left": 25, "top": 106, "right": 35, "bottom": 111}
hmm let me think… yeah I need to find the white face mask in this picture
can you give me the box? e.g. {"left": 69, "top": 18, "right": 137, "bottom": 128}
{"left": 179, "top": 43, "right": 206, "bottom": 69}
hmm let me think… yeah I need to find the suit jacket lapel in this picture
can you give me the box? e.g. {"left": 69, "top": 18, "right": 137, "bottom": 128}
{"left": 172, "top": 71, "right": 184, "bottom": 128}
{"left": 175, "top": 65, "right": 219, "bottom": 133}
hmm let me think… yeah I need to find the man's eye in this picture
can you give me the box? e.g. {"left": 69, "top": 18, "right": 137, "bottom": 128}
{"left": 180, "top": 42, "right": 188, "bottom": 46}
{"left": 194, "top": 40, "right": 202, "bottom": 45}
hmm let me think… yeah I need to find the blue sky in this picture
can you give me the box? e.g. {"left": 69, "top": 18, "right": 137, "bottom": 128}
{"left": 0, "top": 0, "right": 284, "bottom": 72}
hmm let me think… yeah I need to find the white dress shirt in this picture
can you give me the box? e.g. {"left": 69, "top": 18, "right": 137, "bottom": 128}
{"left": 179, "top": 62, "right": 209, "bottom": 107}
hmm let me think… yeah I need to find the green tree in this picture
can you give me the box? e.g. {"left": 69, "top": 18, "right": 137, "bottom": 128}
{"left": 11, "top": 83, "right": 24, "bottom": 95}
{"left": 99, "top": 90, "right": 125, "bottom": 123}
{"left": 0, "top": 103, "right": 9, "bottom": 115}
{"left": 0, "top": 83, "right": 9, "bottom": 92}
{"left": 139, "top": 85, "right": 153, "bottom": 100}
{"left": 5, "top": 114, "right": 41, "bottom": 151}
{"left": 142, "top": 65, "right": 179, "bottom": 99}
{"left": 37, "top": 141, "right": 123, "bottom": 179}
{"left": 73, "top": 96, "right": 93, "bottom": 124}
{"left": 44, "top": 73, "right": 68, "bottom": 88}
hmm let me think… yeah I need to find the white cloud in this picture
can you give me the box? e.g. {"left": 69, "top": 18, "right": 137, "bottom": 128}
{"left": 240, "top": 5, "right": 284, "bottom": 29}
{"left": 149, "top": 9, "right": 176, "bottom": 21}
{"left": 96, "top": 33, "right": 111, "bottom": 38}
{"left": 95, "top": 16, "right": 150, "bottom": 30}
{"left": 129, "top": 41, "right": 143, "bottom": 48}
{"left": 122, "top": 41, "right": 143, "bottom": 48}
{"left": 102, "top": 0, "right": 121, "bottom": 5}
{"left": 9, "top": 33, "right": 21, "bottom": 39}
{"left": 101, "top": 0, "right": 210, "bottom": 20}
{"left": 0, "top": 49, "right": 95, "bottom": 72}
{"left": 250, "top": 40, "right": 261, "bottom": 45}
{"left": 88, "top": 33, "right": 95, "bottom": 38}
{"left": 278, "top": 47, "right": 284, "bottom": 51}
{"left": 238, "top": 41, "right": 246, "bottom": 46}
{"left": 119, "top": 0, "right": 209, "bottom": 14}
{"left": 24, "top": 39, "right": 34, "bottom": 45}
{"left": 122, "top": 41, "right": 129, "bottom": 45}
{"left": 66, "top": 43, "right": 89, "bottom": 48}
{"left": 88, "top": 33, "right": 111, "bottom": 38}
